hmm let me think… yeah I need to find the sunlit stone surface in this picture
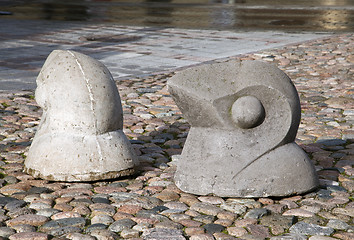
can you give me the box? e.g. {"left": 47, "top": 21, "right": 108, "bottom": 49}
{"left": 168, "top": 60, "right": 319, "bottom": 197}
{"left": 25, "top": 50, "right": 138, "bottom": 181}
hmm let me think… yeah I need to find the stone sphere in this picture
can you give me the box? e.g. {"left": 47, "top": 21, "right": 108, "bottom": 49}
{"left": 231, "top": 95, "right": 265, "bottom": 129}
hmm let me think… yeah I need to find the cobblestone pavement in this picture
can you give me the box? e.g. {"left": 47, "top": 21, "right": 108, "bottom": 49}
{"left": 0, "top": 19, "right": 330, "bottom": 91}
{"left": 0, "top": 33, "right": 353, "bottom": 240}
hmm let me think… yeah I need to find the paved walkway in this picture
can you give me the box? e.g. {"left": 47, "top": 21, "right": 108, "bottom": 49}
{"left": 0, "top": 31, "right": 353, "bottom": 239}
{"left": 0, "top": 19, "right": 330, "bottom": 91}
{"left": 0, "top": 18, "right": 353, "bottom": 240}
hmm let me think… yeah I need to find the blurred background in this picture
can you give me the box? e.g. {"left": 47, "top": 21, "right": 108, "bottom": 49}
{"left": 1, "top": 0, "right": 354, "bottom": 32}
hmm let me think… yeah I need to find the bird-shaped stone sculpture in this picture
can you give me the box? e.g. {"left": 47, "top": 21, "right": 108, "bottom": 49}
{"left": 168, "top": 60, "right": 318, "bottom": 197}
{"left": 25, "top": 50, "right": 138, "bottom": 181}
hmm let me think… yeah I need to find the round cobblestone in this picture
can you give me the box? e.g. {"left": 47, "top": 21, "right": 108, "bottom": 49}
{"left": 6, "top": 215, "right": 48, "bottom": 227}
{"left": 8, "top": 232, "right": 48, "bottom": 240}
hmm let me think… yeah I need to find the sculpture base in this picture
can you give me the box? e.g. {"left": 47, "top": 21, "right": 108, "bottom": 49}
{"left": 25, "top": 167, "right": 136, "bottom": 182}
{"left": 174, "top": 129, "right": 319, "bottom": 197}
{"left": 25, "top": 130, "right": 138, "bottom": 182}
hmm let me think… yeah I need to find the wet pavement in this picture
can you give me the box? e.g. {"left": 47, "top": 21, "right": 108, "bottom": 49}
{"left": 1, "top": 0, "right": 354, "bottom": 32}
{"left": 0, "top": 19, "right": 330, "bottom": 91}
{"left": 1, "top": 0, "right": 354, "bottom": 91}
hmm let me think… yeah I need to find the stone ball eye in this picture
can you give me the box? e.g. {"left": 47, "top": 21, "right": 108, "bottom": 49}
{"left": 231, "top": 95, "right": 265, "bottom": 129}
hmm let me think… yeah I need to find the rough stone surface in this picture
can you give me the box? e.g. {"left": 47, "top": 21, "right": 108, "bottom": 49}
{"left": 65, "top": 233, "right": 96, "bottom": 240}
{"left": 260, "top": 214, "right": 295, "bottom": 230}
{"left": 191, "top": 202, "right": 223, "bottom": 216}
{"left": 168, "top": 60, "right": 318, "bottom": 197}
{"left": 90, "top": 214, "right": 114, "bottom": 225}
{"left": 24, "top": 50, "right": 138, "bottom": 181}
{"left": 0, "top": 32, "right": 352, "bottom": 240}
{"left": 40, "top": 217, "right": 86, "bottom": 232}
{"left": 141, "top": 228, "right": 186, "bottom": 239}
{"left": 89, "top": 229, "right": 118, "bottom": 240}
{"left": 246, "top": 224, "right": 271, "bottom": 238}
{"left": 309, "top": 236, "right": 338, "bottom": 240}
{"left": 227, "top": 227, "right": 247, "bottom": 237}
{"left": 0, "top": 227, "right": 16, "bottom": 238}
{"left": 271, "top": 233, "right": 307, "bottom": 240}
{"left": 283, "top": 208, "right": 315, "bottom": 217}
{"left": 244, "top": 208, "right": 269, "bottom": 219}
{"left": 47, "top": 226, "right": 82, "bottom": 236}
{"left": 11, "top": 224, "right": 36, "bottom": 233}
{"left": 203, "top": 224, "right": 225, "bottom": 234}
{"left": 326, "top": 219, "right": 351, "bottom": 231}
{"left": 108, "top": 219, "right": 136, "bottom": 232}
{"left": 8, "top": 232, "right": 48, "bottom": 240}
{"left": 121, "top": 229, "right": 140, "bottom": 238}
{"left": 289, "top": 222, "right": 334, "bottom": 236}
{"left": 190, "top": 234, "right": 214, "bottom": 240}
{"left": 6, "top": 214, "right": 48, "bottom": 227}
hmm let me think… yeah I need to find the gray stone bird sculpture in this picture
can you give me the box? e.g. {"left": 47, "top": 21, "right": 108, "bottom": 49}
{"left": 25, "top": 50, "right": 138, "bottom": 181}
{"left": 168, "top": 60, "right": 319, "bottom": 197}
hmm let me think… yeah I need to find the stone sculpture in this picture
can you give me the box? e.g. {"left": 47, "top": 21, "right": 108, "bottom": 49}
{"left": 25, "top": 50, "right": 138, "bottom": 181}
{"left": 168, "top": 60, "right": 319, "bottom": 197}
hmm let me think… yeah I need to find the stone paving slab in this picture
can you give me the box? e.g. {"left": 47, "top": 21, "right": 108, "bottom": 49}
{"left": 0, "top": 19, "right": 330, "bottom": 91}
{"left": 0, "top": 33, "right": 353, "bottom": 239}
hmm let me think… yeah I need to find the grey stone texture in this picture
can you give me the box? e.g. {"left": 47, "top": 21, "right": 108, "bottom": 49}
{"left": 142, "top": 228, "right": 186, "bottom": 240}
{"left": 290, "top": 222, "right": 334, "bottom": 236}
{"left": 168, "top": 60, "right": 319, "bottom": 197}
{"left": 271, "top": 233, "right": 307, "bottom": 240}
{"left": 24, "top": 50, "right": 138, "bottom": 181}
